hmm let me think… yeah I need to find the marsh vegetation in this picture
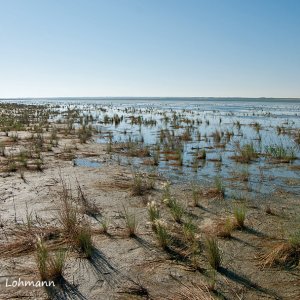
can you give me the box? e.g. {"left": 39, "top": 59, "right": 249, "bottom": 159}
{"left": 0, "top": 99, "right": 299, "bottom": 299}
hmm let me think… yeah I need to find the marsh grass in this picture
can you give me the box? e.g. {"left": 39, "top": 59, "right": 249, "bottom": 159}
{"left": 36, "top": 238, "right": 67, "bottom": 281}
{"left": 183, "top": 218, "right": 197, "bottom": 242}
{"left": 153, "top": 219, "right": 170, "bottom": 249}
{"left": 147, "top": 201, "right": 160, "bottom": 222}
{"left": 162, "top": 181, "right": 171, "bottom": 202}
{"left": 233, "top": 205, "right": 246, "bottom": 228}
{"left": 214, "top": 176, "right": 225, "bottom": 198}
{"left": 122, "top": 206, "right": 138, "bottom": 237}
{"left": 197, "top": 149, "right": 206, "bottom": 160}
{"left": 36, "top": 238, "right": 48, "bottom": 280}
{"left": 58, "top": 198, "right": 78, "bottom": 236}
{"left": 48, "top": 249, "right": 68, "bottom": 281}
{"left": 265, "top": 144, "right": 297, "bottom": 162}
{"left": 233, "top": 142, "right": 258, "bottom": 163}
{"left": 217, "top": 218, "right": 234, "bottom": 238}
{"left": 169, "top": 198, "right": 185, "bottom": 223}
{"left": 131, "top": 172, "right": 154, "bottom": 196}
{"left": 205, "top": 236, "right": 222, "bottom": 270}
{"left": 75, "top": 224, "right": 93, "bottom": 258}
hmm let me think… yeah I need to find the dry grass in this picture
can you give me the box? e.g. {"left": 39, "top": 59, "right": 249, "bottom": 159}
{"left": 259, "top": 242, "right": 299, "bottom": 268}
{"left": 216, "top": 218, "right": 234, "bottom": 238}
{"left": 0, "top": 226, "right": 63, "bottom": 258}
{"left": 168, "top": 280, "right": 214, "bottom": 300}
{"left": 259, "top": 236, "right": 300, "bottom": 268}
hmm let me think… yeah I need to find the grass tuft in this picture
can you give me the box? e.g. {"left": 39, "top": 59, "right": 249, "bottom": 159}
{"left": 233, "top": 205, "right": 246, "bottom": 228}
{"left": 205, "top": 236, "right": 222, "bottom": 270}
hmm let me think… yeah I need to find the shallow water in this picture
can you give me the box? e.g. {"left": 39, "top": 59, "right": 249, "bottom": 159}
{"left": 3, "top": 98, "right": 300, "bottom": 199}
{"left": 73, "top": 158, "right": 102, "bottom": 168}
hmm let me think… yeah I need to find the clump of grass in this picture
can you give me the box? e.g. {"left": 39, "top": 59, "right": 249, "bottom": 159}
{"left": 169, "top": 198, "right": 185, "bottom": 223}
{"left": 123, "top": 206, "right": 138, "bottom": 237}
{"left": 183, "top": 218, "right": 197, "bottom": 242}
{"left": 162, "top": 181, "right": 171, "bottom": 203}
{"left": 153, "top": 219, "right": 170, "bottom": 249}
{"left": 214, "top": 176, "right": 225, "bottom": 198}
{"left": 147, "top": 200, "right": 160, "bottom": 222}
{"left": 233, "top": 142, "right": 258, "bottom": 163}
{"left": 74, "top": 224, "right": 93, "bottom": 258}
{"left": 212, "top": 129, "right": 222, "bottom": 143}
{"left": 58, "top": 198, "right": 78, "bottom": 236}
{"left": 58, "top": 176, "right": 79, "bottom": 236}
{"left": 131, "top": 172, "right": 154, "bottom": 196}
{"left": 260, "top": 231, "right": 300, "bottom": 268}
{"left": 233, "top": 205, "right": 246, "bottom": 228}
{"left": 289, "top": 230, "right": 300, "bottom": 248}
{"left": 205, "top": 236, "right": 222, "bottom": 270}
{"left": 197, "top": 149, "right": 206, "bottom": 160}
{"left": 48, "top": 249, "right": 68, "bottom": 281}
{"left": 265, "top": 144, "right": 297, "bottom": 162}
{"left": 36, "top": 238, "right": 67, "bottom": 281}
{"left": 217, "top": 218, "right": 234, "bottom": 238}
{"left": 36, "top": 238, "right": 48, "bottom": 280}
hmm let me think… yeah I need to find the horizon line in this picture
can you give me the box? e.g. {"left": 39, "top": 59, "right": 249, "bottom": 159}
{"left": 1, "top": 96, "right": 300, "bottom": 100}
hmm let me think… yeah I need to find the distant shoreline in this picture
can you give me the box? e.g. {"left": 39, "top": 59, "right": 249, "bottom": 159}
{"left": 1, "top": 97, "right": 300, "bottom": 103}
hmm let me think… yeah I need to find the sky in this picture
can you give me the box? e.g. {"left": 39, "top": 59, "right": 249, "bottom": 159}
{"left": 0, "top": 0, "right": 300, "bottom": 98}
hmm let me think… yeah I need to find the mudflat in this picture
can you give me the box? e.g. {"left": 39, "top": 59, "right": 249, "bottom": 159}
{"left": 0, "top": 99, "right": 299, "bottom": 299}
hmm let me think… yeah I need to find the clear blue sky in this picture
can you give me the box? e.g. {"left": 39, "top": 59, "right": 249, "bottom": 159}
{"left": 0, "top": 0, "right": 300, "bottom": 98}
